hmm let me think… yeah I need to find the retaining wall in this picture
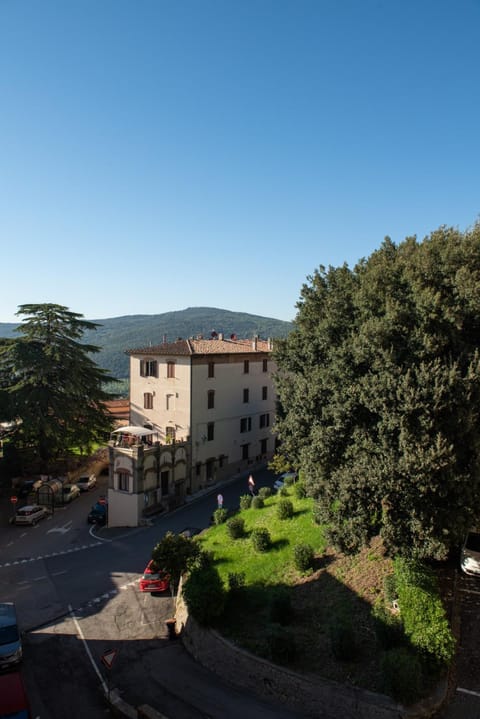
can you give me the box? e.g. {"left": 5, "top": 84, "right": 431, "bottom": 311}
{"left": 175, "top": 588, "right": 423, "bottom": 719}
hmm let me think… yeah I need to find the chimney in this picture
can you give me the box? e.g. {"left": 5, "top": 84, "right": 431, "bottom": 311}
{"left": 268, "top": 337, "right": 272, "bottom": 350}
{"left": 218, "top": 332, "right": 224, "bottom": 340}
{"left": 252, "top": 336, "right": 258, "bottom": 350}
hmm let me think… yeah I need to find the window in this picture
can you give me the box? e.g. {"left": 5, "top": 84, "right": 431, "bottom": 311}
{"left": 263, "top": 359, "right": 268, "bottom": 372}
{"left": 260, "top": 438, "right": 268, "bottom": 454}
{"left": 167, "top": 361, "right": 176, "bottom": 378}
{"left": 244, "top": 360, "right": 249, "bottom": 374}
{"left": 243, "top": 388, "right": 249, "bottom": 403}
{"left": 259, "top": 413, "right": 270, "bottom": 428}
{"left": 208, "top": 362, "right": 215, "bottom": 378}
{"left": 207, "top": 422, "right": 214, "bottom": 441}
{"left": 144, "top": 393, "right": 153, "bottom": 409}
{"left": 166, "top": 426, "right": 176, "bottom": 442}
{"left": 140, "top": 359, "right": 157, "bottom": 377}
{"left": 241, "top": 443, "right": 249, "bottom": 460}
{"left": 166, "top": 394, "right": 175, "bottom": 410}
{"left": 207, "top": 390, "right": 215, "bottom": 409}
{"left": 240, "top": 417, "right": 252, "bottom": 433}
{"left": 196, "top": 462, "right": 201, "bottom": 477}
{"left": 117, "top": 471, "right": 130, "bottom": 492}
{"left": 262, "top": 386, "right": 268, "bottom": 400}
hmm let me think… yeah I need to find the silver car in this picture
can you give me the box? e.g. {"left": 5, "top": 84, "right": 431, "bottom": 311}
{"left": 76, "top": 473, "right": 97, "bottom": 492}
{"left": 13, "top": 505, "right": 49, "bottom": 526}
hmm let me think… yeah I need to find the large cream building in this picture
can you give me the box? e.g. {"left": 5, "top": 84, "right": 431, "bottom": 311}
{"left": 106, "top": 335, "right": 277, "bottom": 526}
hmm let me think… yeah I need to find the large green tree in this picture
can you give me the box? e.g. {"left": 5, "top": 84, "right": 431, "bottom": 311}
{"left": 0, "top": 303, "right": 115, "bottom": 467}
{"left": 273, "top": 224, "right": 480, "bottom": 560}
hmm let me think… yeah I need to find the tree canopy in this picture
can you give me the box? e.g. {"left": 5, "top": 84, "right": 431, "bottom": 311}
{"left": 273, "top": 224, "right": 480, "bottom": 560}
{"left": 151, "top": 531, "right": 202, "bottom": 594}
{"left": 0, "top": 303, "right": 115, "bottom": 469}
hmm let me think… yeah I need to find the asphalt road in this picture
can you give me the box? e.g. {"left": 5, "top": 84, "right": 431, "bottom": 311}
{"left": 2, "top": 469, "right": 480, "bottom": 719}
{"left": 0, "top": 468, "right": 307, "bottom": 719}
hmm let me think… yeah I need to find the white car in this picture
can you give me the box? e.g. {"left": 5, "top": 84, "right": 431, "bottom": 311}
{"left": 273, "top": 472, "right": 297, "bottom": 491}
{"left": 13, "top": 505, "right": 49, "bottom": 526}
{"left": 76, "top": 474, "right": 97, "bottom": 492}
{"left": 62, "top": 484, "right": 81, "bottom": 503}
{"left": 461, "top": 530, "right": 480, "bottom": 576}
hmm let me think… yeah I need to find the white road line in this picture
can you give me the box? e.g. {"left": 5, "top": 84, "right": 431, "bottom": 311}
{"left": 51, "top": 570, "right": 67, "bottom": 577}
{"left": 457, "top": 687, "right": 480, "bottom": 697}
{"left": 68, "top": 604, "right": 108, "bottom": 694}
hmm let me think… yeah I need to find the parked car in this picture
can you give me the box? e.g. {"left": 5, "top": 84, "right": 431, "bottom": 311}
{"left": 61, "top": 484, "right": 80, "bottom": 503}
{"left": 12, "top": 505, "right": 49, "bottom": 526}
{"left": 17, "top": 479, "right": 41, "bottom": 498}
{"left": 0, "top": 603, "right": 22, "bottom": 669}
{"left": 76, "top": 474, "right": 97, "bottom": 492}
{"left": 87, "top": 500, "right": 108, "bottom": 525}
{"left": 273, "top": 471, "right": 297, "bottom": 491}
{"left": 0, "top": 671, "right": 31, "bottom": 718}
{"left": 139, "top": 560, "right": 170, "bottom": 593}
{"left": 461, "top": 529, "right": 480, "bottom": 576}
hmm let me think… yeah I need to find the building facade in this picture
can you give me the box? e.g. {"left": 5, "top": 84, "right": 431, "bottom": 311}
{"left": 107, "top": 335, "right": 277, "bottom": 527}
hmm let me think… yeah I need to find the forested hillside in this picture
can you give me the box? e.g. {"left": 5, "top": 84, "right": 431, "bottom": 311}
{"left": 0, "top": 306, "right": 293, "bottom": 379}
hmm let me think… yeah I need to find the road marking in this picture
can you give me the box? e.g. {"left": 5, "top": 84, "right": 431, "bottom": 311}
{"left": 459, "top": 587, "right": 480, "bottom": 596}
{"left": 51, "top": 570, "right": 67, "bottom": 577}
{"left": 0, "top": 542, "right": 103, "bottom": 568}
{"left": 47, "top": 520, "right": 73, "bottom": 535}
{"left": 457, "top": 687, "right": 480, "bottom": 697}
{"left": 68, "top": 605, "right": 108, "bottom": 694}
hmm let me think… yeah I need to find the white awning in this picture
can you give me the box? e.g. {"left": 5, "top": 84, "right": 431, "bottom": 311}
{"left": 112, "top": 426, "right": 156, "bottom": 436}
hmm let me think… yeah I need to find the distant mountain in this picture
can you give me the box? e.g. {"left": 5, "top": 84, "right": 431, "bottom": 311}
{"left": 0, "top": 307, "right": 294, "bottom": 379}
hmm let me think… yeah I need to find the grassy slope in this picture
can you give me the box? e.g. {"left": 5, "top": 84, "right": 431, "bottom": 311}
{"left": 197, "top": 488, "right": 396, "bottom": 692}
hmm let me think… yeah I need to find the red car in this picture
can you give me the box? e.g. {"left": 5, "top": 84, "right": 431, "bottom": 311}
{"left": 139, "top": 560, "right": 170, "bottom": 593}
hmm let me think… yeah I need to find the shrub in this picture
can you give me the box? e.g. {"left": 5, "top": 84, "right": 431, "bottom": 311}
{"left": 269, "top": 589, "right": 294, "bottom": 625}
{"left": 372, "top": 603, "right": 405, "bottom": 649}
{"left": 293, "top": 481, "right": 307, "bottom": 499}
{"left": 266, "top": 623, "right": 296, "bottom": 664}
{"left": 284, "top": 474, "right": 296, "bottom": 486}
{"left": 251, "top": 495, "right": 264, "bottom": 509}
{"left": 258, "top": 486, "right": 272, "bottom": 499}
{"left": 394, "top": 558, "right": 455, "bottom": 665}
{"left": 279, "top": 486, "right": 289, "bottom": 497}
{"left": 228, "top": 571, "right": 246, "bottom": 592}
{"left": 293, "top": 543, "right": 314, "bottom": 572}
{"left": 251, "top": 527, "right": 271, "bottom": 552}
{"left": 381, "top": 647, "right": 423, "bottom": 704}
{"left": 239, "top": 494, "right": 252, "bottom": 510}
{"left": 226, "top": 516, "right": 245, "bottom": 539}
{"left": 277, "top": 498, "right": 294, "bottom": 520}
{"left": 183, "top": 564, "right": 226, "bottom": 625}
{"left": 383, "top": 573, "right": 398, "bottom": 605}
{"left": 213, "top": 508, "right": 228, "bottom": 525}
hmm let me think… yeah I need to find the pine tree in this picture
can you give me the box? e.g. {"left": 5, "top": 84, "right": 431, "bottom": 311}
{"left": 1, "top": 303, "right": 116, "bottom": 467}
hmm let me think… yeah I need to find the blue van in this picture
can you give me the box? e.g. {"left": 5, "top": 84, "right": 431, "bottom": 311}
{"left": 0, "top": 603, "right": 22, "bottom": 669}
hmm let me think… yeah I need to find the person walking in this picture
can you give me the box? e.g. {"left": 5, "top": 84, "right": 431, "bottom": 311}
{"left": 217, "top": 493, "right": 224, "bottom": 509}
{"left": 248, "top": 474, "right": 256, "bottom": 496}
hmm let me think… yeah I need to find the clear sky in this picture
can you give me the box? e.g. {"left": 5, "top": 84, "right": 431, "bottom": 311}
{"left": 1, "top": 1, "right": 479, "bottom": 324}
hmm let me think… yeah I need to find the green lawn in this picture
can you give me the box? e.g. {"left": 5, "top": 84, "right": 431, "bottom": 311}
{"left": 197, "top": 492, "right": 326, "bottom": 586}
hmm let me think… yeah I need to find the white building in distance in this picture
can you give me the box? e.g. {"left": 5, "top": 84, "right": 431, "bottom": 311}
{"left": 107, "top": 334, "right": 278, "bottom": 526}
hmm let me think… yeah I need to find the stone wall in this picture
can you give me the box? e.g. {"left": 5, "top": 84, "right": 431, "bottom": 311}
{"left": 175, "top": 587, "right": 410, "bottom": 719}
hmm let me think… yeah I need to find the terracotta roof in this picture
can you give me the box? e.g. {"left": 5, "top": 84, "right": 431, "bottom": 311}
{"left": 126, "top": 337, "right": 273, "bottom": 356}
{"left": 104, "top": 399, "right": 129, "bottom": 420}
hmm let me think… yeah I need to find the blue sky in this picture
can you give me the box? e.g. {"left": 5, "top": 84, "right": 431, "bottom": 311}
{"left": 1, "top": 0, "right": 479, "bottom": 324}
